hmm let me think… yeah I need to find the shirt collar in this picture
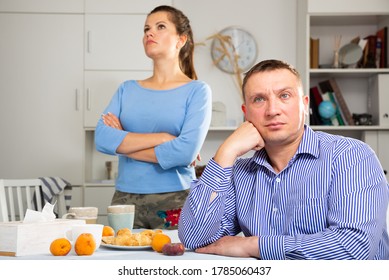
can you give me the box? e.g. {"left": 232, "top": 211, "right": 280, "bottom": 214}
{"left": 251, "top": 124, "right": 320, "bottom": 167}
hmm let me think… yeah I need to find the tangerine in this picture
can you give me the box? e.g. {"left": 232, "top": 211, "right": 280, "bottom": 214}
{"left": 50, "top": 238, "right": 71, "bottom": 256}
{"left": 74, "top": 233, "right": 96, "bottom": 256}
{"left": 151, "top": 233, "right": 171, "bottom": 253}
{"left": 102, "top": 225, "right": 115, "bottom": 237}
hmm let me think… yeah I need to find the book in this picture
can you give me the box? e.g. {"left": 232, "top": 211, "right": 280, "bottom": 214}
{"left": 332, "top": 93, "right": 348, "bottom": 125}
{"left": 327, "top": 91, "right": 345, "bottom": 125}
{"left": 376, "top": 27, "right": 387, "bottom": 68}
{"left": 318, "top": 79, "right": 355, "bottom": 125}
{"left": 310, "top": 86, "right": 323, "bottom": 106}
{"left": 309, "top": 87, "right": 323, "bottom": 125}
{"left": 310, "top": 37, "right": 319, "bottom": 69}
{"left": 362, "top": 35, "right": 377, "bottom": 68}
{"left": 375, "top": 37, "right": 382, "bottom": 68}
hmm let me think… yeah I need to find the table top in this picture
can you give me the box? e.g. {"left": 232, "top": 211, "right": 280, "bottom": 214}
{"left": 0, "top": 229, "right": 251, "bottom": 260}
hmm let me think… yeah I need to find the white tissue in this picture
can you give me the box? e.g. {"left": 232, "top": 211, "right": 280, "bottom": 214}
{"left": 23, "top": 202, "right": 57, "bottom": 223}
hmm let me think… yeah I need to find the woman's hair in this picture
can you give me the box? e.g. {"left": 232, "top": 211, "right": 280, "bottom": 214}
{"left": 149, "top": 5, "right": 197, "bottom": 80}
{"left": 242, "top": 59, "right": 301, "bottom": 101}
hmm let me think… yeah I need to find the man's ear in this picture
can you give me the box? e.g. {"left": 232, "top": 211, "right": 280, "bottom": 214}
{"left": 241, "top": 104, "right": 247, "bottom": 120}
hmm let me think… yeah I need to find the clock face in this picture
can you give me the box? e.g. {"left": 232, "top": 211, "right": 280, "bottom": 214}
{"left": 211, "top": 27, "right": 257, "bottom": 74}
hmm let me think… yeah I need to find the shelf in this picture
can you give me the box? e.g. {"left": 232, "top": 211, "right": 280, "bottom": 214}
{"left": 310, "top": 15, "right": 385, "bottom": 26}
{"left": 84, "top": 180, "right": 115, "bottom": 187}
{"left": 310, "top": 125, "right": 388, "bottom": 131}
{"left": 310, "top": 68, "right": 389, "bottom": 78}
{"left": 209, "top": 126, "right": 237, "bottom": 131}
{"left": 85, "top": 126, "right": 239, "bottom": 132}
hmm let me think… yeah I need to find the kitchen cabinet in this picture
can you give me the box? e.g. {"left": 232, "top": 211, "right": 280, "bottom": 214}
{"left": 84, "top": 185, "right": 115, "bottom": 225}
{"left": 85, "top": 14, "right": 153, "bottom": 71}
{"left": 377, "top": 131, "right": 389, "bottom": 179}
{"left": 363, "top": 130, "right": 389, "bottom": 180}
{"left": 84, "top": 0, "right": 171, "bottom": 14}
{"left": 84, "top": 71, "right": 151, "bottom": 128}
{"left": 297, "top": 0, "right": 389, "bottom": 178}
{"left": 0, "top": 12, "right": 84, "bottom": 185}
{"left": 0, "top": 0, "right": 83, "bottom": 13}
{"left": 82, "top": 0, "right": 171, "bottom": 186}
{"left": 69, "top": 186, "right": 84, "bottom": 209}
{"left": 83, "top": 0, "right": 171, "bottom": 71}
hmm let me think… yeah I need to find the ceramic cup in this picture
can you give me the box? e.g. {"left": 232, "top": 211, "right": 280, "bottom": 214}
{"left": 62, "top": 207, "right": 98, "bottom": 224}
{"left": 107, "top": 205, "right": 135, "bottom": 233}
{"left": 66, "top": 223, "right": 104, "bottom": 249}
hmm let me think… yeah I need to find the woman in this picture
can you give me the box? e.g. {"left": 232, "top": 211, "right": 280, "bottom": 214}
{"left": 95, "top": 5, "right": 212, "bottom": 229}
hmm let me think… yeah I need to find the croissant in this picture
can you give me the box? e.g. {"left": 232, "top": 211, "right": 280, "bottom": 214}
{"left": 102, "top": 229, "right": 161, "bottom": 246}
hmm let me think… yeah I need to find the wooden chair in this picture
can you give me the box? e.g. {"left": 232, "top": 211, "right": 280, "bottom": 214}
{"left": 0, "top": 179, "right": 66, "bottom": 222}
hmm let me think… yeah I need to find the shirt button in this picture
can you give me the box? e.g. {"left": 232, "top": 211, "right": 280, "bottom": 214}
{"left": 275, "top": 178, "right": 281, "bottom": 183}
{"left": 273, "top": 207, "right": 278, "bottom": 213}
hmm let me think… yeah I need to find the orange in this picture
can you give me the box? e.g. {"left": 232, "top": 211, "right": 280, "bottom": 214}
{"left": 151, "top": 233, "right": 171, "bottom": 253}
{"left": 102, "top": 225, "right": 115, "bottom": 237}
{"left": 50, "top": 238, "right": 71, "bottom": 256}
{"left": 74, "top": 233, "right": 96, "bottom": 256}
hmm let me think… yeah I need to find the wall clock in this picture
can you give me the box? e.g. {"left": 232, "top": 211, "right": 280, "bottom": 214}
{"left": 210, "top": 26, "right": 258, "bottom": 74}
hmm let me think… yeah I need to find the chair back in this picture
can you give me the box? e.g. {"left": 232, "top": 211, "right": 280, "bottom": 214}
{"left": 0, "top": 179, "right": 43, "bottom": 222}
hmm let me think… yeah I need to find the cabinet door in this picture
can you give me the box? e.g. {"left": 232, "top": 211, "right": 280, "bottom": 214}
{"left": 85, "top": 0, "right": 172, "bottom": 14}
{"left": 84, "top": 186, "right": 115, "bottom": 225}
{"left": 69, "top": 186, "right": 84, "bottom": 208}
{"left": 85, "top": 15, "right": 153, "bottom": 70}
{"left": 0, "top": 13, "right": 84, "bottom": 184}
{"left": 0, "top": 0, "right": 83, "bottom": 13}
{"left": 370, "top": 74, "right": 389, "bottom": 128}
{"left": 363, "top": 130, "right": 389, "bottom": 181}
{"left": 84, "top": 71, "right": 151, "bottom": 128}
{"left": 378, "top": 131, "right": 389, "bottom": 181}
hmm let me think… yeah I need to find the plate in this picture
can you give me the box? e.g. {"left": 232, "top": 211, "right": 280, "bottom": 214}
{"left": 100, "top": 243, "right": 152, "bottom": 250}
{"left": 339, "top": 43, "right": 363, "bottom": 66}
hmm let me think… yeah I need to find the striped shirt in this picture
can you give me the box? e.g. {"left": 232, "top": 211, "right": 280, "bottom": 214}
{"left": 178, "top": 126, "right": 389, "bottom": 259}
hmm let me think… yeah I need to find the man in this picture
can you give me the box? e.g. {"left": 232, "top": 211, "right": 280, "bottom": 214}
{"left": 178, "top": 59, "right": 389, "bottom": 259}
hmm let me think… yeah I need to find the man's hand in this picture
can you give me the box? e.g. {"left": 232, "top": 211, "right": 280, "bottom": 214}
{"left": 214, "top": 121, "right": 264, "bottom": 168}
{"left": 195, "top": 235, "right": 260, "bottom": 258}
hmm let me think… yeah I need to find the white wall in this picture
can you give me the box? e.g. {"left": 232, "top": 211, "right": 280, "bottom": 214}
{"left": 173, "top": 0, "right": 298, "bottom": 163}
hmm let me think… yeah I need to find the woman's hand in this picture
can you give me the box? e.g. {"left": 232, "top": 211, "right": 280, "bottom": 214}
{"left": 102, "top": 112, "right": 123, "bottom": 130}
{"left": 190, "top": 154, "right": 201, "bottom": 167}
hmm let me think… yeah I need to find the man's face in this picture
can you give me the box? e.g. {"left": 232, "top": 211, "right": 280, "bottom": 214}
{"left": 241, "top": 69, "right": 309, "bottom": 148}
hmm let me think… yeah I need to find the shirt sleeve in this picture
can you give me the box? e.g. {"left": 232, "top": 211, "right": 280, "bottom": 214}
{"left": 94, "top": 83, "right": 128, "bottom": 155}
{"left": 155, "top": 82, "right": 212, "bottom": 169}
{"left": 178, "top": 159, "right": 241, "bottom": 249}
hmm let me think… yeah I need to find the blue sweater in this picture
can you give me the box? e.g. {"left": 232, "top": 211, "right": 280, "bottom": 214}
{"left": 95, "top": 80, "right": 212, "bottom": 194}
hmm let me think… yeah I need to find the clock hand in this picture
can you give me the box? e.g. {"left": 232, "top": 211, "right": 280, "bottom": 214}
{"left": 234, "top": 41, "right": 244, "bottom": 50}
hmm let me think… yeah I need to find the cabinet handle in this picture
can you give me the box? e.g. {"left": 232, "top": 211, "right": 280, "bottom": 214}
{"left": 86, "top": 88, "right": 91, "bottom": 111}
{"left": 75, "top": 89, "right": 80, "bottom": 111}
{"left": 87, "top": 31, "right": 92, "bottom": 53}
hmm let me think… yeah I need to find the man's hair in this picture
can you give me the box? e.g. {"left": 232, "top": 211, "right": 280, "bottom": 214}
{"left": 242, "top": 59, "right": 302, "bottom": 101}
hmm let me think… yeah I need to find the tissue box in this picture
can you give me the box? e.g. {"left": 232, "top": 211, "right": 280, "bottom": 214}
{"left": 0, "top": 219, "right": 85, "bottom": 256}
